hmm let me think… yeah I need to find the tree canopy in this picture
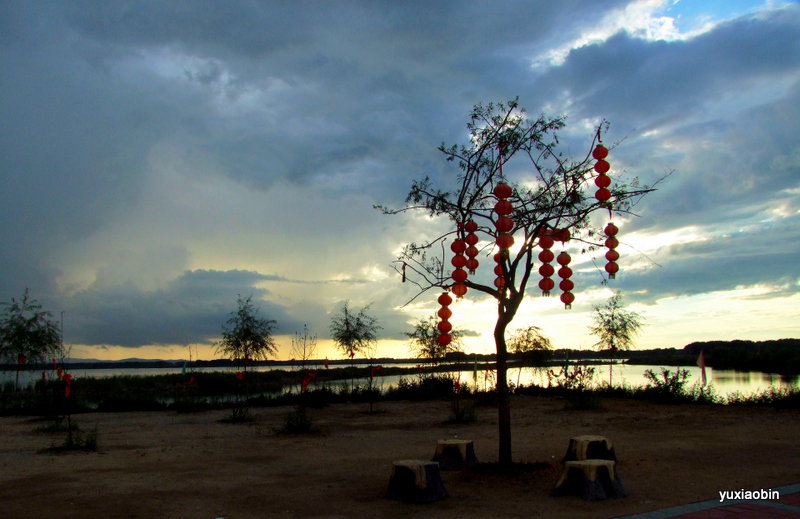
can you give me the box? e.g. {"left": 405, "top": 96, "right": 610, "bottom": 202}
{"left": 588, "top": 291, "right": 645, "bottom": 353}
{"left": 405, "top": 313, "right": 464, "bottom": 364}
{"left": 329, "top": 301, "right": 381, "bottom": 359}
{"left": 215, "top": 294, "right": 277, "bottom": 371}
{"left": 0, "top": 288, "right": 61, "bottom": 366}
{"left": 379, "top": 98, "right": 661, "bottom": 468}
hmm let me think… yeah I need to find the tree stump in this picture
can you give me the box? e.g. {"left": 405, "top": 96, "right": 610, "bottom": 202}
{"left": 385, "top": 460, "right": 447, "bottom": 504}
{"left": 431, "top": 439, "right": 479, "bottom": 471}
{"left": 561, "top": 435, "right": 617, "bottom": 463}
{"left": 552, "top": 460, "right": 626, "bottom": 500}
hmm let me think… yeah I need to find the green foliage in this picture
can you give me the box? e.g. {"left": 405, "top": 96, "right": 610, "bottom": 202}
{"left": 329, "top": 301, "right": 381, "bottom": 359}
{"left": 215, "top": 295, "right": 277, "bottom": 371}
{"left": 0, "top": 289, "right": 62, "bottom": 391}
{"left": 588, "top": 291, "right": 645, "bottom": 353}
{"left": 405, "top": 313, "right": 463, "bottom": 364}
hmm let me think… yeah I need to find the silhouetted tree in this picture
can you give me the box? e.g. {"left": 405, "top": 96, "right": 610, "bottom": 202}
{"left": 379, "top": 98, "right": 660, "bottom": 468}
{"left": 329, "top": 301, "right": 381, "bottom": 391}
{"left": 507, "top": 325, "right": 552, "bottom": 387}
{"left": 405, "top": 313, "right": 464, "bottom": 365}
{"left": 0, "top": 288, "right": 61, "bottom": 391}
{"left": 216, "top": 294, "right": 277, "bottom": 373}
{"left": 588, "top": 290, "right": 645, "bottom": 384}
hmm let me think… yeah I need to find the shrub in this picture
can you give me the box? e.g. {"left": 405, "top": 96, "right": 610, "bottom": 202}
{"left": 274, "top": 405, "right": 315, "bottom": 434}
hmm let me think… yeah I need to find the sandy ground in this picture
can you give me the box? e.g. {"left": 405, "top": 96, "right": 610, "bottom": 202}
{"left": 1, "top": 396, "right": 799, "bottom": 519}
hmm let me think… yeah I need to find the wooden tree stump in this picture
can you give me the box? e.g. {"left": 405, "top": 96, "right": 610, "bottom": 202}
{"left": 385, "top": 460, "right": 447, "bottom": 503}
{"left": 431, "top": 439, "right": 479, "bottom": 471}
{"left": 561, "top": 435, "right": 617, "bottom": 463}
{"left": 552, "top": 460, "right": 626, "bottom": 500}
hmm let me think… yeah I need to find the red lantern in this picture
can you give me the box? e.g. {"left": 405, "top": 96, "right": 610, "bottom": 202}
{"left": 494, "top": 264, "right": 504, "bottom": 276}
{"left": 451, "top": 283, "right": 468, "bottom": 298}
{"left": 465, "top": 233, "right": 479, "bottom": 245}
{"left": 593, "top": 144, "right": 609, "bottom": 160}
{"left": 465, "top": 220, "right": 478, "bottom": 233}
{"left": 493, "top": 182, "right": 512, "bottom": 199}
{"left": 538, "top": 234, "right": 555, "bottom": 249}
{"left": 465, "top": 245, "right": 479, "bottom": 259}
{"left": 557, "top": 251, "right": 571, "bottom": 266}
{"left": 605, "top": 236, "right": 619, "bottom": 249}
{"left": 538, "top": 249, "right": 554, "bottom": 263}
{"left": 605, "top": 262, "right": 619, "bottom": 277}
{"left": 538, "top": 277, "right": 555, "bottom": 295}
{"left": 495, "top": 217, "right": 513, "bottom": 233}
{"left": 494, "top": 199, "right": 513, "bottom": 216}
{"left": 605, "top": 250, "right": 620, "bottom": 262}
{"left": 438, "top": 293, "right": 453, "bottom": 306}
{"left": 466, "top": 258, "right": 479, "bottom": 274}
{"left": 450, "top": 239, "right": 466, "bottom": 254}
{"left": 559, "top": 279, "right": 574, "bottom": 292}
{"left": 558, "top": 266, "right": 572, "bottom": 278}
{"left": 595, "top": 175, "right": 611, "bottom": 188}
{"left": 464, "top": 220, "right": 480, "bottom": 274}
{"left": 437, "top": 334, "right": 452, "bottom": 346}
{"left": 438, "top": 306, "right": 452, "bottom": 320}
{"left": 560, "top": 291, "right": 575, "bottom": 309}
{"left": 594, "top": 159, "right": 610, "bottom": 174}
{"left": 604, "top": 223, "right": 619, "bottom": 236}
{"left": 494, "top": 277, "right": 505, "bottom": 289}
{"left": 452, "top": 268, "right": 468, "bottom": 283}
{"left": 437, "top": 320, "right": 453, "bottom": 333}
{"left": 451, "top": 254, "right": 467, "bottom": 268}
{"left": 538, "top": 264, "right": 554, "bottom": 278}
{"left": 596, "top": 188, "right": 611, "bottom": 202}
{"left": 496, "top": 233, "right": 514, "bottom": 249}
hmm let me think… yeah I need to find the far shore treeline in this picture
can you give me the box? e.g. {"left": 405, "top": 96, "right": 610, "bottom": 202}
{"left": 3, "top": 339, "right": 799, "bottom": 375}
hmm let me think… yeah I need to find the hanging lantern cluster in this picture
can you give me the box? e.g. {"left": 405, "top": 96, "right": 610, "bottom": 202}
{"left": 557, "top": 251, "right": 575, "bottom": 309}
{"left": 537, "top": 231, "right": 555, "bottom": 296}
{"left": 450, "top": 236, "right": 468, "bottom": 299}
{"left": 437, "top": 292, "right": 453, "bottom": 347}
{"left": 593, "top": 143, "right": 612, "bottom": 208}
{"left": 494, "top": 182, "right": 514, "bottom": 291}
{"left": 464, "top": 220, "right": 480, "bottom": 275}
{"left": 604, "top": 222, "right": 620, "bottom": 279}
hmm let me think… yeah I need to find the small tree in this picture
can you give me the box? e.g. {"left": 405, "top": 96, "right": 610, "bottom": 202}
{"left": 215, "top": 294, "right": 278, "bottom": 373}
{"left": 379, "top": 98, "right": 661, "bottom": 468}
{"left": 507, "top": 325, "right": 553, "bottom": 388}
{"left": 405, "top": 313, "right": 464, "bottom": 365}
{"left": 290, "top": 324, "right": 318, "bottom": 372}
{"left": 0, "top": 288, "right": 62, "bottom": 391}
{"left": 588, "top": 291, "right": 645, "bottom": 384}
{"left": 329, "top": 301, "right": 381, "bottom": 392}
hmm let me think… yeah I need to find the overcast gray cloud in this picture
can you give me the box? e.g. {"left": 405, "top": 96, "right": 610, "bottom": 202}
{"left": 2, "top": 0, "right": 798, "bottom": 356}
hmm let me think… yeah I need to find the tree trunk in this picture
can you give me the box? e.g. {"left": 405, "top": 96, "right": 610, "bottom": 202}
{"left": 494, "top": 305, "right": 514, "bottom": 469}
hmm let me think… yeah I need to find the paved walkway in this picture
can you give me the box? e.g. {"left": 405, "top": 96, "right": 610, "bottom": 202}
{"left": 611, "top": 483, "right": 800, "bottom": 519}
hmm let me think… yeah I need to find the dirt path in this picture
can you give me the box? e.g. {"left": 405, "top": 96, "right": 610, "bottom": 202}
{"left": 1, "top": 396, "right": 798, "bottom": 518}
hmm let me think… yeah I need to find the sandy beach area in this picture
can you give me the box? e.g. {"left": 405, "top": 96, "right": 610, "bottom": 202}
{"left": 1, "top": 396, "right": 799, "bottom": 519}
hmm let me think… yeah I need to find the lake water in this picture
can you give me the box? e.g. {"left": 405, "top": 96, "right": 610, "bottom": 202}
{"left": 3, "top": 363, "right": 797, "bottom": 400}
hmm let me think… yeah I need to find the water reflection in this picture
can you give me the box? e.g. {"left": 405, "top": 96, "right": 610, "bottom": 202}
{"left": 2, "top": 362, "right": 798, "bottom": 400}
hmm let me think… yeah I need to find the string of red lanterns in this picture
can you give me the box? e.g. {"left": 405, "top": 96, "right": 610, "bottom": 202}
{"left": 604, "top": 222, "right": 620, "bottom": 279}
{"left": 450, "top": 235, "right": 468, "bottom": 298}
{"left": 464, "top": 220, "right": 480, "bottom": 275}
{"left": 537, "top": 231, "right": 555, "bottom": 296}
{"left": 557, "top": 251, "right": 574, "bottom": 309}
{"left": 437, "top": 292, "right": 453, "bottom": 347}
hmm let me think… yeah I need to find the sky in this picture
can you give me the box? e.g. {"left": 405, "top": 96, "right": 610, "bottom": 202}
{"left": 1, "top": 0, "right": 799, "bottom": 361}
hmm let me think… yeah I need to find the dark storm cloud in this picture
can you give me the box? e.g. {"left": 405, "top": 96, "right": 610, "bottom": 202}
{"left": 64, "top": 269, "right": 298, "bottom": 347}
{"left": 2, "top": 1, "right": 799, "bottom": 351}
